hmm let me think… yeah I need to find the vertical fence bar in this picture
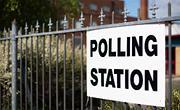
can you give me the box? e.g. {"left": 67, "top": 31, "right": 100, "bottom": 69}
{"left": 112, "top": 101, "right": 115, "bottom": 110}
{"left": 111, "top": 11, "right": 115, "bottom": 110}
{"left": 49, "top": 36, "right": 52, "bottom": 110}
{"left": 63, "top": 16, "right": 67, "bottom": 110}
{"left": 63, "top": 33, "right": 66, "bottom": 110}
{"left": 79, "top": 12, "right": 85, "bottom": 110}
{"left": 20, "top": 37, "right": 23, "bottom": 110}
{"left": 30, "top": 25, "right": 33, "bottom": 110}
{"left": 63, "top": 31, "right": 66, "bottom": 110}
{"left": 49, "top": 34, "right": 52, "bottom": 110}
{"left": 35, "top": 21, "right": 39, "bottom": 110}
{"left": 7, "top": 28, "right": 11, "bottom": 75}
{"left": 168, "top": 0, "right": 172, "bottom": 110}
{"left": 8, "top": 28, "right": 10, "bottom": 63}
{"left": 71, "top": 18, "right": 75, "bottom": 110}
{"left": 2, "top": 31, "right": 5, "bottom": 107}
{"left": 48, "top": 18, "right": 52, "bottom": 110}
{"left": 89, "top": 14, "right": 93, "bottom": 110}
{"left": 8, "top": 28, "right": 11, "bottom": 110}
{"left": 124, "top": 103, "right": 128, "bottom": 110}
{"left": 90, "top": 98, "right": 92, "bottom": 110}
{"left": 36, "top": 35, "right": 39, "bottom": 110}
{"left": 25, "top": 23, "right": 28, "bottom": 110}
{"left": 56, "top": 21, "right": 59, "bottom": 110}
{"left": 98, "top": 9, "right": 105, "bottom": 110}
{"left": 42, "top": 23, "right": 45, "bottom": 110}
{"left": 1, "top": 84, "right": 3, "bottom": 110}
{"left": 25, "top": 34, "right": 28, "bottom": 110}
{"left": 80, "top": 31, "right": 84, "bottom": 110}
{"left": 122, "top": 7, "right": 129, "bottom": 110}
{"left": 24, "top": 24, "right": 28, "bottom": 110}
{"left": 3, "top": 32, "right": 7, "bottom": 109}
{"left": 0, "top": 84, "right": 1, "bottom": 110}
{"left": 100, "top": 100, "right": 103, "bottom": 110}
{"left": 3, "top": 29, "right": 6, "bottom": 54}
{"left": 11, "top": 20, "right": 17, "bottom": 110}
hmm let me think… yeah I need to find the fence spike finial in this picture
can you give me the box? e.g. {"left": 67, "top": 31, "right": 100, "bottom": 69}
{"left": 42, "top": 23, "right": 45, "bottom": 32}
{"left": 35, "top": 20, "right": 40, "bottom": 33}
{"left": 72, "top": 18, "right": 75, "bottom": 29}
{"left": 112, "top": 11, "right": 115, "bottom": 24}
{"left": 90, "top": 14, "right": 93, "bottom": 26}
{"left": 48, "top": 18, "right": 53, "bottom": 32}
{"left": 25, "top": 22, "right": 28, "bottom": 35}
{"left": 3, "top": 28, "right": 7, "bottom": 37}
{"left": 56, "top": 21, "right": 59, "bottom": 31}
{"left": 149, "top": 0, "right": 159, "bottom": 19}
{"left": 18, "top": 27, "right": 22, "bottom": 35}
{"left": 122, "top": 6, "right": 130, "bottom": 23}
{"left": 79, "top": 11, "right": 85, "bottom": 27}
{"left": 62, "top": 15, "right": 68, "bottom": 30}
{"left": 98, "top": 8, "right": 105, "bottom": 25}
{"left": 30, "top": 25, "right": 33, "bottom": 32}
{"left": 8, "top": 28, "right": 10, "bottom": 38}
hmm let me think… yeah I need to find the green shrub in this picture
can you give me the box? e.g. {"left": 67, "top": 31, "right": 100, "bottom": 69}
{"left": 0, "top": 40, "right": 11, "bottom": 109}
{"left": 172, "top": 89, "right": 180, "bottom": 110}
{"left": 101, "top": 89, "right": 180, "bottom": 110}
{"left": 0, "top": 36, "right": 86, "bottom": 109}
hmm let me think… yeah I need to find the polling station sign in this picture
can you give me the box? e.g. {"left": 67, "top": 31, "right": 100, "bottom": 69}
{"left": 86, "top": 24, "right": 165, "bottom": 107}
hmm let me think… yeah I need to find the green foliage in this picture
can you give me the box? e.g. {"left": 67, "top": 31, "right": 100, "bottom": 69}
{"left": 0, "top": 0, "right": 50, "bottom": 29}
{"left": 0, "top": 36, "right": 86, "bottom": 109}
{"left": 101, "top": 89, "right": 180, "bottom": 110}
{"left": 59, "top": 0, "right": 80, "bottom": 18}
{"left": 145, "top": 89, "right": 180, "bottom": 110}
{"left": 16, "top": 37, "right": 86, "bottom": 109}
{"left": 0, "top": 0, "right": 80, "bottom": 31}
{"left": 0, "top": 40, "right": 11, "bottom": 109}
{"left": 103, "top": 101, "right": 112, "bottom": 110}
{"left": 172, "top": 89, "right": 180, "bottom": 110}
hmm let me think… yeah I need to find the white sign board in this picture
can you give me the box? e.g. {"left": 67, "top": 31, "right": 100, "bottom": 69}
{"left": 87, "top": 24, "right": 165, "bottom": 107}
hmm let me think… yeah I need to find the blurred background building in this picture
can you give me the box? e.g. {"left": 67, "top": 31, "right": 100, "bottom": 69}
{"left": 78, "top": 0, "right": 137, "bottom": 27}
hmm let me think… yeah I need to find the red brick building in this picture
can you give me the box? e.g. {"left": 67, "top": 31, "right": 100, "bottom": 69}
{"left": 76, "top": 0, "right": 137, "bottom": 27}
{"left": 165, "top": 24, "right": 180, "bottom": 76}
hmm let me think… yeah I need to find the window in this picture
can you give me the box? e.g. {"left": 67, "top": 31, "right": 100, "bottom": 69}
{"left": 89, "top": 3, "right": 97, "bottom": 11}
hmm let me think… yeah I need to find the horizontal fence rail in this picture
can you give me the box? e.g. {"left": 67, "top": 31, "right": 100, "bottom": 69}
{"left": 0, "top": 7, "right": 179, "bottom": 110}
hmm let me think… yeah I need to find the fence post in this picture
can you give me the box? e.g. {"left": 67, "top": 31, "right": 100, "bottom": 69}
{"left": 11, "top": 20, "right": 17, "bottom": 110}
{"left": 168, "top": 0, "right": 172, "bottom": 110}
